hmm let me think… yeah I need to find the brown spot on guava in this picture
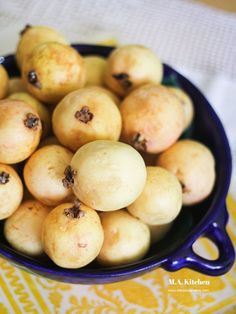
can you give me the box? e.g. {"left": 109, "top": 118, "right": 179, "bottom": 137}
{"left": 77, "top": 243, "right": 87, "bottom": 248}
{"left": 64, "top": 200, "right": 85, "bottom": 219}
{"left": 75, "top": 106, "right": 94, "bottom": 123}
{"left": 179, "top": 180, "right": 191, "bottom": 193}
{"left": 112, "top": 72, "right": 132, "bottom": 90}
{"left": 27, "top": 70, "right": 41, "bottom": 89}
{"left": 0, "top": 171, "right": 10, "bottom": 184}
{"left": 20, "top": 24, "right": 32, "bottom": 36}
{"left": 62, "top": 166, "right": 77, "bottom": 188}
{"left": 132, "top": 132, "right": 147, "bottom": 151}
{"left": 24, "top": 113, "right": 39, "bottom": 130}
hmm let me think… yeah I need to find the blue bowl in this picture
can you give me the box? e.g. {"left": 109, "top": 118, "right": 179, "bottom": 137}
{"left": 0, "top": 44, "right": 234, "bottom": 284}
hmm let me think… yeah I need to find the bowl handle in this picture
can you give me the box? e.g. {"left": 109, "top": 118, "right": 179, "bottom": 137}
{"left": 163, "top": 204, "right": 235, "bottom": 275}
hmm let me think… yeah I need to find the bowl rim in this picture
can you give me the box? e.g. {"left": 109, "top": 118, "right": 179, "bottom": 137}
{"left": 0, "top": 44, "right": 232, "bottom": 282}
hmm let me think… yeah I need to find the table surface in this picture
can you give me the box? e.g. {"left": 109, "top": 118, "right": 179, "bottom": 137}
{"left": 198, "top": 0, "right": 236, "bottom": 13}
{"left": 0, "top": 195, "right": 235, "bottom": 313}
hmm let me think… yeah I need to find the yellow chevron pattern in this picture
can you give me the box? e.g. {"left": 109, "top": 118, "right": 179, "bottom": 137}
{"left": 0, "top": 194, "right": 235, "bottom": 314}
{"left": 0, "top": 260, "right": 38, "bottom": 313}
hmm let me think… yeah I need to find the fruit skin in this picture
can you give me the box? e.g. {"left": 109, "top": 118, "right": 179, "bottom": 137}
{"left": 4, "top": 200, "right": 51, "bottom": 256}
{"left": 84, "top": 55, "right": 107, "bottom": 86}
{"left": 8, "top": 92, "right": 51, "bottom": 138}
{"left": 104, "top": 44, "right": 163, "bottom": 97}
{"left": 88, "top": 86, "right": 120, "bottom": 106}
{"left": 156, "top": 139, "right": 216, "bottom": 206}
{"left": 168, "top": 87, "right": 194, "bottom": 130}
{"left": 22, "top": 42, "right": 86, "bottom": 104}
{"left": 8, "top": 77, "right": 27, "bottom": 94}
{"left": 128, "top": 166, "right": 182, "bottom": 225}
{"left": 52, "top": 87, "right": 122, "bottom": 152}
{"left": 16, "top": 25, "right": 68, "bottom": 70}
{"left": 39, "top": 136, "right": 60, "bottom": 148}
{"left": 97, "top": 209, "right": 150, "bottom": 266}
{"left": 0, "top": 99, "right": 42, "bottom": 164}
{"left": 24, "top": 144, "right": 73, "bottom": 206}
{"left": 67, "top": 140, "right": 147, "bottom": 211}
{"left": 0, "top": 164, "right": 23, "bottom": 220}
{"left": 42, "top": 202, "right": 104, "bottom": 268}
{"left": 120, "top": 84, "right": 184, "bottom": 154}
{"left": 148, "top": 222, "right": 173, "bottom": 244}
{"left": 0, "top": 65, "right": 9, "bottom": 99}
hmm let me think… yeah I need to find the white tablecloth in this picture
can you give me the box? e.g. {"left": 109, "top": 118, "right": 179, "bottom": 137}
{"left": 0, "top": 0, "right": 236, "bottom": 194}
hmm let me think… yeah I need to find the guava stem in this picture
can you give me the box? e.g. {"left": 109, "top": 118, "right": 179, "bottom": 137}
{"left": 27, "top": 70, "right": 41, "bottom": 89}
{"left": 0, "top": 171, "right": 10, "bottom": 184}
{"left": 20, "top": 24, "right": 32, "bottom": 36}
{"left": 75, "top": 106, "right": 94, "bottom": 123}
{"left": 112, "top": 72, "right": 132, "bottom": 90}
{"left": 132, "top": 132, "right": 147, "bottom": 151}
{"left": 24, "top": 113, "right": 39, "bottom": 130}
{"left": 64, "top": 200, "right": 85, "bottom": 219}
{"left": 62, "top": 166, "right": 77, "bottom": 188}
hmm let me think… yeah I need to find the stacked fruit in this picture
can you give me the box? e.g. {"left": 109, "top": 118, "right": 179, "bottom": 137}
{"left": 0, "top": 25, "right": 215, "bottom": 268}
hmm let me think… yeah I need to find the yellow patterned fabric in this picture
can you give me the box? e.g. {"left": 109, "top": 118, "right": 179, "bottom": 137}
{"left": 0, "top": 195, "right": 235, "bottom": 314}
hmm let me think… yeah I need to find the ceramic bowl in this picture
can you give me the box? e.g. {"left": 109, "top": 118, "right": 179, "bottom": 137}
{"left": 0, "top": 44, "right": 234, "bottom": 284}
